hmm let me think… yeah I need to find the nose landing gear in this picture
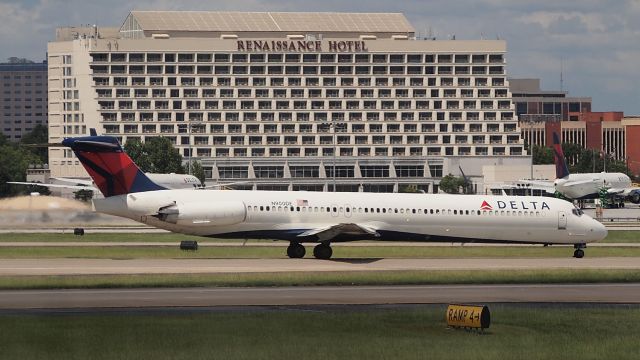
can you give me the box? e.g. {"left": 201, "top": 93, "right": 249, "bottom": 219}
{"left": 573, "top": 244, "right": 585, "bottom": 258}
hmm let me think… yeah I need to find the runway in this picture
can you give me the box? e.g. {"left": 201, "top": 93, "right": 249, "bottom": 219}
{"left": 0, "top": 283, "right": 638, "bottom": 310}
{"left": 1, "top": 257, "right": 639, "bottom": 276}
{"left": 1, "top": 241, "right": 639, "bottom": 247}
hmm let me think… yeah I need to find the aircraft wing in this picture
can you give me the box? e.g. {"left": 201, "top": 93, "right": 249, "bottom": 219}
{"left": 201, "top": 181, "right": 250, "bottom": 189}
{"left": 518, "top": 179, "right": 554, "bottom": 188}
{"left": 297, "top": 223, "right": 380, "bottom": 242}
{"left": 51, "top": 177, "right": 94, "bottom": 186}
{"left": 7, "top": 182, "right": 98, "bottom": 191}
{"left": 513, "top": 180, "right": 556, "bottom": 193}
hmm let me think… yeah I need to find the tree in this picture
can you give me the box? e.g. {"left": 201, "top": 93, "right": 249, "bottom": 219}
{"left": 532, "top": 145, "right": 553, "bottom": 165}
{"left": 439, "top": 174, "right": 466, "bottom": 194}
{"left": 124, "top": 137, "right": 183, "bottom": 174}
{"left": 123, "top": 139, "right": 152, "bottom": 172}
{"left": 0, "top": 143, "right": 41, "bottom": 198}
{"left": 74, "top": 189, "right": 94, "bottom": 202}
{"left": 188, "top": 160, "right": 206, "bottom": 186}
{"left": 398, "top": 184, "right": 420, "bottom": 193}
{"left": 20, "top": 124, "right": 48, "bottom": 163}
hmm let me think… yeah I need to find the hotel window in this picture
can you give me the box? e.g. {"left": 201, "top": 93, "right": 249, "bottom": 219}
{"left": 325, "top": 166, "right": 355, "bottom": 178}
{"left": 360, "top": 166, "right": 389, "bottom": 178}
{"left": 254, "top": 166, "right": 284, "bottom": 178}
{"left": 290, "top": 166, "right": 319, "bottom": 178}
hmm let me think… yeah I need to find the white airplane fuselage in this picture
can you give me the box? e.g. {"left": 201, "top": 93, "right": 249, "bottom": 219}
{"left": 555, "top": 173, "right": 631, "bottom": 200}
{"left": 94, "top": 190, "right": 607, "bottom": 245}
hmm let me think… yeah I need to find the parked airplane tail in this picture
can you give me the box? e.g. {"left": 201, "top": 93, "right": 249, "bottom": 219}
{"left": 552, "top": 132, "right": 570, "bottom": 179}
{"left": 62, "top": 136, "right": 166, "bottom": 197}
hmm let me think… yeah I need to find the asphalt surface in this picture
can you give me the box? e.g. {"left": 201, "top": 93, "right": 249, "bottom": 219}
{"left": 0, "top": 241, "right": 638, "bottom": 247}
{"left": 1, "top": 257, "right": 639, "bottom": 276}
{"left": 0, "top": 284, "right": 638, "bottom": 310}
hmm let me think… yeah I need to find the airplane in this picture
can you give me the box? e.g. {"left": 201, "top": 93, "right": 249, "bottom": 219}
{"left": 538, "top": 133, "right": 640, "bottom": 203}
{"left": 59, "top": 135, "right": 607, "bottom": 259}
{"left": 9, "top": 173, "right": 202, "bottom": 192}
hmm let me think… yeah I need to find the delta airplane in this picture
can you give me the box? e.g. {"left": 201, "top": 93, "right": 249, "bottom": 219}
{"left": 62, "top": 135, "right": 607, "bottom": 259}
{"left": 522, "top": 133, "right": 640, "bottom": 203}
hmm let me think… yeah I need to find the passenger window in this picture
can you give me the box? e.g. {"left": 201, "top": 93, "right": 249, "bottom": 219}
{"left": 260, "top": 206, "right": 264, "bottom": 211}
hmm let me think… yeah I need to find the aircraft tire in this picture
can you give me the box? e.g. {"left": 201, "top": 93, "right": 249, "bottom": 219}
{"left": 573, "top": 249, "right": 584, "bottom": 258}
{"left": 287, "top": 243, "right": 306, "bottom": 258}
{"left": 313, "top": 244, "right": 333, "bottom": 260}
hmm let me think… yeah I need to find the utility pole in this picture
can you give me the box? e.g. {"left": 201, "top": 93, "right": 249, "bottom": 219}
{"left": 332, "top": 120, "right": 337, "bottom": 192}
{"left": 188, "top": 120, "right": 192, "bottom": 175}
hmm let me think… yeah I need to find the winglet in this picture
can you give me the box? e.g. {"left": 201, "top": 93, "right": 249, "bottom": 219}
{"left": 62, "top": 136, "right": 165, "bottom": 197}
{"left": 552, "top": 132, "right": 570, "bottom": 179}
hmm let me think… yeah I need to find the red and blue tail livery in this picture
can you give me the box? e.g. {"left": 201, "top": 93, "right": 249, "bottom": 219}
{"left": 552, "top": 132, "right": 570, "bottom": 179}
{"left": 62, "top": 136, "right": 165, "bottom": 197}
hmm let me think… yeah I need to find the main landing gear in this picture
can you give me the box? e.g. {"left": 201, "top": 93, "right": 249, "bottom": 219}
{"left": 286, "top": 242, "right": 333, "bottom": 260}
{"left": 287, "top": 242, "right": 306, "bottom": 259}
{"left": 573, "top": 244, "right": 586, "bottom": 259}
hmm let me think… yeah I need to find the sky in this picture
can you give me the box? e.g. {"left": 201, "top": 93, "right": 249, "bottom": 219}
{"left": 1, "top": 0, "right": 638, "bottom": 114}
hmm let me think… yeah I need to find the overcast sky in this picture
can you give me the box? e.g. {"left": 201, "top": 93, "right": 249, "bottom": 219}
{"left": 1, "top": 0, "right": 638, "bottom": 114}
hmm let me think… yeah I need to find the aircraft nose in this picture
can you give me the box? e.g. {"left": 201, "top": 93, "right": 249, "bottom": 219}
{"left": 589, "top": 220, "right": 608, "bottom": 242}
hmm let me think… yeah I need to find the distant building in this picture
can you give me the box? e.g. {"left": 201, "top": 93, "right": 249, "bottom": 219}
{"left": 509, "top": 79, "right": 640, "bottom": 176}
{"left": 48, "top": 11, "right": 530, "bottom": 192}
{"left": 0, "top": 62, "right": 48, "bottom": 141}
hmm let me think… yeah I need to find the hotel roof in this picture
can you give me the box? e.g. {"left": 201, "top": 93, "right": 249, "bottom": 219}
{"left": 125, "top": 11, "right": 415, "bottom": 34}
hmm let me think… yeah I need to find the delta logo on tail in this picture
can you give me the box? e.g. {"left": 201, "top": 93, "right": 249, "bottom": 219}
{"left": 480, "top": 201, "right": 493, "bottom": 210}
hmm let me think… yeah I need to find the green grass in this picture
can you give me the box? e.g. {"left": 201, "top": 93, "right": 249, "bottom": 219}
{"left": 0, "top": 244, "right": 639, "bottom": 259}
{"left": 1, "top": 229, "right": 639, "bottom": 243}
{"left": 0, "top": 306, "right": 638, "bottom": 360}
{"left": 1, "top": 269, "right": 639, "bottom": 290}
{"left": 600, "top": 230, "right": 640, "bottom": 243}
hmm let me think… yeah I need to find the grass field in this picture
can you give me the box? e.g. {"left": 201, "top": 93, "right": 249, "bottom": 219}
{"left": 1, "top": 269, "right": 639, "bottom": 290}
{"left": 0, "top": 229, "right": 638, "bottom": 243}
{"left": 1, "top": 305, "right": 638, "bottom": 360}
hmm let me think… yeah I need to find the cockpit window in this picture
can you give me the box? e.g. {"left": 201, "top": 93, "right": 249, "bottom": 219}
{"left": 572, "top": 208, "right": 583, "bottom": 216}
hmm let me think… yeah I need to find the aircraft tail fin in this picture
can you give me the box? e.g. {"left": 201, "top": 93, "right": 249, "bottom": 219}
{"left": 552, "top": 132, "right": 570, "bottom": 179}
{"left": 62, "top": 136, "right": 166, "bottom": 197}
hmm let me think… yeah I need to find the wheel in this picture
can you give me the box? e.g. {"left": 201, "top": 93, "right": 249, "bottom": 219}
{"left": 313, "top": 243, "right": 333, "bottom": 260}
{"left": 287, "top": 243, "right": 306, "bottom": 258}
{"left": 573, "top": 249, "right": 584, "bottom": 258}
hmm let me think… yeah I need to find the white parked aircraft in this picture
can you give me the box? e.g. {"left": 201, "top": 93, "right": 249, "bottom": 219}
{"left": 9, "top": 173, "right": 202, "bottom": 192}
{"left": 524, "top": 133, "right": 640, "bottom": 203}
{"left": 62, "top": 135, "right": 607, "bottom": 259}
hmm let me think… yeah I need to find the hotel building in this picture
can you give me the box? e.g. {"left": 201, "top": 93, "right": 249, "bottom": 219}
{"left": 48, "top": 11, "right": 528, "bottom": 192}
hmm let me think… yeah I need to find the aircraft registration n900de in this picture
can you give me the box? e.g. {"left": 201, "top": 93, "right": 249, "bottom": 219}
{"left": 63, "top": 135, "right": 607, "bottom": 259}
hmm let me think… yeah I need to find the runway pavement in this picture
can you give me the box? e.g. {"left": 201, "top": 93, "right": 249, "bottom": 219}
{"left": 0, "top": 283, "right": 638, "bottom": 309}
{"left": 1, "top": 257, "right": 639, "bottom": 276}
{"left": 0, "top": 241, "right": 639, "bottom": 247}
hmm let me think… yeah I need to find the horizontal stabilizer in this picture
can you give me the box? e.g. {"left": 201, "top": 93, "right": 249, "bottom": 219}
{"left": 7, "top": 182, "right": 97, "bottom": 191}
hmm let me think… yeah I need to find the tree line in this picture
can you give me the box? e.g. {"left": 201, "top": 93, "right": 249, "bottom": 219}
{"left": 0, "top": 131, "right": 206, "bottom": 199}
{"left": 532, "top": 143, "right": 630, "bottom": 176}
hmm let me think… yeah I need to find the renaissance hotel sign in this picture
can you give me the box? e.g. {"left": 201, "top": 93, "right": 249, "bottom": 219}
{"left": 237, "top": 40, "right": 369, "bottom": 52}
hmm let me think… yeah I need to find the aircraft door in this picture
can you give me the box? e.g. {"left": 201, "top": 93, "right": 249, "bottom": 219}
{"left": 558, "top": 211, "right": 567, "bottom": 230}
